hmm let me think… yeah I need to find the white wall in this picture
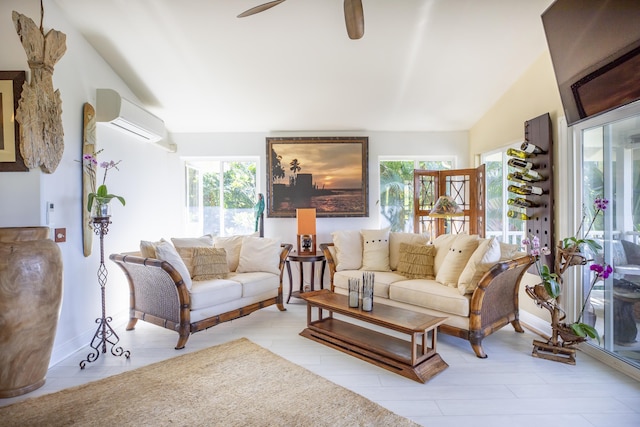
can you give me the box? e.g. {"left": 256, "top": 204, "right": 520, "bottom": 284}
{"left": 173, "top": 130, "right": 469, "bottom": 247}
{"left": 1, "top": 0, "right": 469, "bottom": 366}
{"left": 1, "top": 0, "right": 183, "bottom": 365}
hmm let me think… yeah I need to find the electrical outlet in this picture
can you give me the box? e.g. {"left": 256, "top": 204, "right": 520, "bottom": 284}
{"left": 54, "top": 228, "right": 66, "bottom": 243}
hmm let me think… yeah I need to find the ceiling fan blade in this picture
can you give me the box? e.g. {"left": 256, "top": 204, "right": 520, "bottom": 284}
{"left": 344, "top": 0, "right": 364, "bottom": 39}
{"left": 237, "top": 0, "right": 287, "bottom": 18}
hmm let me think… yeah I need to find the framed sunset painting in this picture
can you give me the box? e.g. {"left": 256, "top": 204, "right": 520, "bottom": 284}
{"left": 266, "top": 136, "right": 368, "bottom": 218}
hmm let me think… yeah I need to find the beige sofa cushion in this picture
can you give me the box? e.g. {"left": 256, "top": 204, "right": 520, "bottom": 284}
{"left": 389, "top": 232, "right": 429, "bottom": 270}
{"left": 389, "top": 279, "right": 470, "bottom": 317}
{"left": 192, "top": 247, "right": 229, "bottom": 281}
{"left": 396, "top": 243, "right": 435, "bottom": 279}
{"left": 171, "top": 235, "right": 215, "bottom": 277}
{"left": 360, "top": 228, "right": 391, "bottom": 271}
{"left": 213, "top": 235, "right": 245, "bottom": 272}
{"left": 332, "top": 230, "right": 363, "bottom": 271}
{"left": 236, "top": 236, "right": 281, "bottom": 275}
{"left": 457, "top": 237, "right": 501, "bottom": 294}
{"left": 189, "top": 278, "right": 242, "bottom": 310}
{"left": 435, "top": 234, "right": 480, "bottom": 287}
{"left": 333, "top": 270, "right": 406, "bottom": 299}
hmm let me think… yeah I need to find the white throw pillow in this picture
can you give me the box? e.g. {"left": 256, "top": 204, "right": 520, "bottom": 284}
{"left": 360, "top": 228, "right": 391, "bottom": 271}
{"left": 236, "top": 236, "right": 281, "bottom": 275}
{"left": 499, "top": 241, "right": 521, "bottom": 261}
{"left": 213, "top": 235, "right": 245, "bottom": 272}
{"left": 155, "top": 240, "right": 193, "bottom": 290}
{"left": 332, "top": 230, "right": 363, "bottom": 271}
{"left": 435, "top": 234, "right": 480, "bottom": 287}
{"left": 389, "top": 232, "right": 429, "bottom": 271}
{"left": 457, "top": 237, "right": 501, "bottom": 294}
{"left": 432, "top": 233, "right": 459, "bottom": 275}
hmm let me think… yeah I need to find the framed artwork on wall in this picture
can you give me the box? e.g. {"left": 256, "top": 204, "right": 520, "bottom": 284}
{"left": 266, "top": 136, "right": 368, "bottom": 218}
{"left": 0, "top": 71, "right": 28, "bottom": 172}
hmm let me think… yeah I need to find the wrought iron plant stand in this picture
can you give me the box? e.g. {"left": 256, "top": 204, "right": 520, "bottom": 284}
{"left": 80, "top": 216, "right": 130, "bottom": 368}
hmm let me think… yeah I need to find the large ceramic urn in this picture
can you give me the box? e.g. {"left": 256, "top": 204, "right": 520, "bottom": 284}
{"left": 0, "top": 227, "right": 63, "bottom": 398}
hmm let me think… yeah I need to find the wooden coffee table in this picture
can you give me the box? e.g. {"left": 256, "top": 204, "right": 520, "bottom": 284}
{"left": 300, "top": 289, "right": 448, "bottom": 383}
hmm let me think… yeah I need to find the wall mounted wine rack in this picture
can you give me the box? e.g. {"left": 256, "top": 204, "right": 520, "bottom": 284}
{"left": 506, "top": 113, "right": 554, "bottom": 270}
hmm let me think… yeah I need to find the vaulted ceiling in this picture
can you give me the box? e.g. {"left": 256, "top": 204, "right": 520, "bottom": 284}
{"left": 52, "top": 0, "right": 554, "bottom": 133}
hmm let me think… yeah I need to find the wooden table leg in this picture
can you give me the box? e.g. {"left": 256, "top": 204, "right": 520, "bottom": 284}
{"left": 286, "top": 260, "right": 293, "bottom": 303}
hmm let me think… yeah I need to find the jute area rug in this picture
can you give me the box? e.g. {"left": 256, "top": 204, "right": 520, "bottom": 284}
{"left": 0, "top": 338, "right": 419, "bottom": 426}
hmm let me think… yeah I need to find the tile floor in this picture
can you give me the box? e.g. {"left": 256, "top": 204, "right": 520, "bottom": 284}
{"left": 2, "top": 298, "right": 640, "bottom": 427}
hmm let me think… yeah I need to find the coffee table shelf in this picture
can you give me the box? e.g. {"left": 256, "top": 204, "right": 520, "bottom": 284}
{"left": 300, "top": 290, "right": 448, "bottom": 383}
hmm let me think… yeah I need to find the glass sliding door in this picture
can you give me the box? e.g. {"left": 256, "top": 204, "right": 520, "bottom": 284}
{"left": 574, "top": 102, "right": 640, "bottom": 371}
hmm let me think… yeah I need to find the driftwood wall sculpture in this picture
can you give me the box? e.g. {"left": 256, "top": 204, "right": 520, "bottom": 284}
{"left": 12, "top": 8, "right": 66, "bottom": 173}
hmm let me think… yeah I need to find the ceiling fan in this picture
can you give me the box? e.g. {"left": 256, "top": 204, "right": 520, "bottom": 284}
{"left": 238, "top": 0, "right": 365, "bottom": 40}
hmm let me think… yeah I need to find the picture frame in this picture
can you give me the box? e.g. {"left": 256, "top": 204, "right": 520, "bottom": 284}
{"left": 0, "top": 70, "right": 28, "bottom": 172}
{"left": 267, "top": 136, "right": 368, "bottom": 218}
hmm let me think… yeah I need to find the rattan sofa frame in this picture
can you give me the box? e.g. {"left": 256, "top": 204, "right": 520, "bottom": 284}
{"left": 110, "top": 243, "right": 292, "bottom": 349}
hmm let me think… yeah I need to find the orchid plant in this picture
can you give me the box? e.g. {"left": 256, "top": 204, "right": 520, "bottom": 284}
{"left": 81, "top": 151, "right": 126, "bottom": 214}
{"left": 523, "top": 197, "right": 611, "bottom": 343}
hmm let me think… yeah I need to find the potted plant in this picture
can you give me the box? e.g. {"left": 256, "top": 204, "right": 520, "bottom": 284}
{"left": 81, "top": 151, "right": 125, "bottom": 218}
{"left": 523, "top": 197, "right": 610, "bottom": 363}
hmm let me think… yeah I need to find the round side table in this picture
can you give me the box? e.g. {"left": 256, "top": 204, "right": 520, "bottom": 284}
{"left": 286, "top": 252, "right": 326, "bottom": 303}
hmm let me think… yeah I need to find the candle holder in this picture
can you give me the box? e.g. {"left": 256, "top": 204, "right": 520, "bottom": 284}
{"left": 348, "top": 278, "right": 360, "bottom": 308}
{"left": 362, "top": 272, "right": 375, "bottom": 312}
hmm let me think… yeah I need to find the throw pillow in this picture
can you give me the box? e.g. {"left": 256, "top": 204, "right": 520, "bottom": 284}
{"left": 213, "top": 235, "right": 246, "bottom": 272}
{"left": 155, "top": 240, "right": 193, "bottom": 290}
{"left": 236, "top": 236, "right": 281, "bottom": 275}
{"left": 499, "top": 241, "right": 521, "bottom": 261}
{"left": 192, "top": 247, "right": 229, "bottom": 280}
{"left": 332, "top": 230, "right": 363, "bottom": 271}
{"left": 432, "top": 233, "right": 459, "bottom": 275}
{"left": 457, "top": 236, "right": 501, "bottom": 294}
{"left": 171, "top": 235, "right": 215, "bottom": 277}
{"left": 435, "top": 234, "right": 480, "bottom": 287}
{"left": 389, "top": 232, "right": 430, "bottom": 271}
{"left": 360, "top": 228, "right": 391, "bottom": 271}
{"left": 397, "top": 243, "right": 435, "bottom": 279}
{"left": 621, "top": 240, "right": 640, "bottom": 265}
{"left": 140, "top": 239, "right": 164, "bottom": 258}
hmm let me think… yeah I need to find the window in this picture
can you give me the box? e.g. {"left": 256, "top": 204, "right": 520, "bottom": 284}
{"left": 574, "top": 103, "right": 640, "bottom": 371}
{"left": 481, "top": 148, "right": 525, "bottom": 245}
{"left": 185, "top": 159, "right": 258, "bottom": 236}
{"left": 379, "top": 158, "right": 454, "bottom": 232}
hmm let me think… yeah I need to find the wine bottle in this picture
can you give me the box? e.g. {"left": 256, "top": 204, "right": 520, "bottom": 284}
{"left": 509, "top": 167, "right": 544, "bottom": 180}
{"left": 507, "top": 209, "right": 530, "bottom": 221}
{"left": 508, "top": 171, "right": 543, "bottom": 184}
{"left": 506, "top": 148, "right": 531, "bottom": 159}
{"left": 508, "top": 184, "right": 544, "bottom": 196}
{"left": 521, "top": 142, "right": 547, "bottom": 155}
{"left": 507, "top": 197, "right": 539, "bottom": 208}
{"left": 507, "top": 158, "right": 537, "bottom": 170}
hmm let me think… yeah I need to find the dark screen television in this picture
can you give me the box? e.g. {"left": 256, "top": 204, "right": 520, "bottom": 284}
{"left": 542, "top": 0, "right": 640, "bottom": 125}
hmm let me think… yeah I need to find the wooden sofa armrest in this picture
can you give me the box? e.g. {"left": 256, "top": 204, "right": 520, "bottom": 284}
{"left": 109, "top": 253, "right": 191, "bottom": 337}
{"left": 467, "top": 254, "right": 536, "bottom": 356}
{"left": 319, "top": 243, "right": 337, "bottom": 291}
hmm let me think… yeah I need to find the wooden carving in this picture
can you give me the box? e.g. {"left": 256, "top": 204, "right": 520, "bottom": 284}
{"left": 82, "top": 103, "right": 96, "bottom": 257}
{"left": 12, "top": 8, "right": 66, "bottom": 174}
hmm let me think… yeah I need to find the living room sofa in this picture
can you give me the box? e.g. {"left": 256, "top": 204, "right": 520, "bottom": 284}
{"left": 110, "top": 235, "right": 292, "bottom": 349}
{"left": 320, "top": 230, "right": 535, "bottom": 358}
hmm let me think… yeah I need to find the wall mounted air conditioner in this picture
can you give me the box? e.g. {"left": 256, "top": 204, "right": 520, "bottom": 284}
{"left": 96, "top": 88, "right": 176, "bottom": 152}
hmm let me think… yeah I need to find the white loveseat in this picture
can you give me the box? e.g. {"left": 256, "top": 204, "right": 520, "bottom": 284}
{"left": 321, "top": 230, "right": 535, "bottom": 358}
{"left": 110, "top": 235, "right": 292, "bottom": 349}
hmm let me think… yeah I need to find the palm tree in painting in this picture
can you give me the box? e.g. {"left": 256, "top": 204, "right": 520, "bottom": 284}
{"left": 289, "top": 158, "right": 302, "bottom": 185}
